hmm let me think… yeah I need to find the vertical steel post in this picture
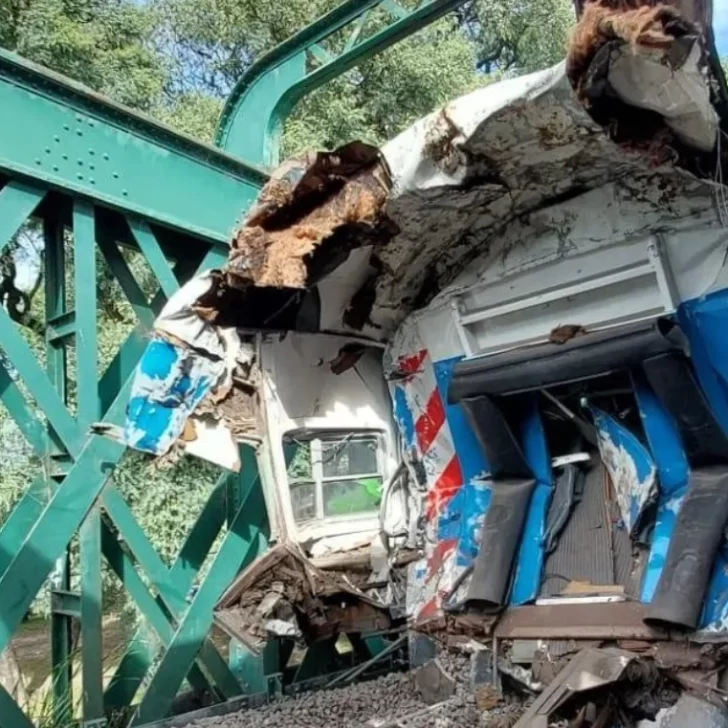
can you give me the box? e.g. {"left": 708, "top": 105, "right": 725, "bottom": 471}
{"left": 74, "top": 201, "right": 105, "bottom": 725}
{"left": 44, "top": 210, "right": 75, "bottom": 726}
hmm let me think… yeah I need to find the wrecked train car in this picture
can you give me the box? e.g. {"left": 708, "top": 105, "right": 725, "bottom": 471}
{"left": 114, "top": 0, "right": 728, "bottom": 678}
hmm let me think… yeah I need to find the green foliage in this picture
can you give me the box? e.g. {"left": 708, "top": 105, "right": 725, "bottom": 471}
{"left": 463, "top": 0, "right": 574, "bottom": 73}
{"left": 150, "top": 0, "right": 574, "bottom": 154}
{"left": 0, "top": 0, "right": 166, "bottom": 110}
{"left": 111, "top": 452, "right": 221, "bottom": 568}
{"left": 284, "top": 16, "right": 479, "bottom": 153}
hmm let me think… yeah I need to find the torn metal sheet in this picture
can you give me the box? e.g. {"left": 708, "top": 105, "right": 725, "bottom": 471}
{"left": 566, "top": 0, "right": 723, "bottom": 161}
{"left": 116, "top": 270, "right": 262, "bottom": 469}
{"left": 543, "top": 463, "right": 582, "bottom": 555}
{"left": 225, "top": 141, "right": 395, "bottom": 290}
{"left": 588, "top": 405, "right": 658, "bottom": 537}
{"left": 123, "top": 335, "right": 224, "bottom": 457}
{"left": 494, "top": 602, "right": 665, "bottom": 640}
{"left": 385, "top": 328, "right": 490, "bottom": 625}
{"left": 607, "top": 39, "right": 719, "bottom": 152}
{"left": 512, "top": 647, "right": 646, "bottom": 728}
{"left": 634, "top": 379, "right": 690, "bottom": 606}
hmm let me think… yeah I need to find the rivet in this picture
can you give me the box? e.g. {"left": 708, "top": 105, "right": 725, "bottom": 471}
{"left": 77, "top": 173, "right": 84, "bottom": 180}
{"left": 52, "top": 165, "right": 59, "bottom": 172}
{"left": 62, "top": 154, "right": 68, "bottom": 160}
{"left": 76, "top": 115, "right": 83, "bottom": 122}
{"left": 88, "top": 149, "right": 95, "bottom": 155}
{"left": 76, "top": 129, "right": 83, "bottom": 136}
{"left": 63, "top": 125, "right": 69, "bottom": 131}
{"left": 122, "top": 189, "right": 128, "bottom": 196}
{"left": 103, "top": 153, "right": 109, "bottom": 161}
{"left": 77, "top": 159, "right": 83, "bottom": 166}
{"left": 54, "top": 136, "right": 60, "bottom": 142}
{"left": 90, "top": 178, "right": 96, "bottom": 185}
{"left": 34, "top": 158, "right": 41, "bottom": 165}
{"left": 112, "top": 172, "right": 119, "bottom": 179}
{"left": 88, "top": 120, "right": 95, "bottom": 127}
{"left": 44, "top": 147, "right": 51, "bottom": 154}
{"left": 89, "top": 164, "right": 95, "bottom": 170}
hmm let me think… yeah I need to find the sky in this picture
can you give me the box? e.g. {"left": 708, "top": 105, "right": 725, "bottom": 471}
{"left": 717, "top": 0, "right": 728, "bottom": 57}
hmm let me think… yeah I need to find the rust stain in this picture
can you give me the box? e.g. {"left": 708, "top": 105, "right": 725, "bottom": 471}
{"left": 226, "top": 141, "right": 395, "bottom": 290}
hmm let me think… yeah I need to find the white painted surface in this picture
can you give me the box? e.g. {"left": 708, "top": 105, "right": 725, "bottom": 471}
{"left": 397, "top": 196, "right": 727, "bottom": 363}
{"left": 260, "top": 332, "right": 399, "bottom": 547}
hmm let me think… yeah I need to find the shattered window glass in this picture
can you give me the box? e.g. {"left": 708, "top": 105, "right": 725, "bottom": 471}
{"left": 284, "top": 439, "right": 313, "bottom": 482}
{"left": 321, "top": 437, "right": 379, "bottom": 478}
{"left": 284, "top": 439, "right": 316, "bottom": 524}
{"left": 282, "top": 433, "right": 384, "bottom": 525}
{"left": 290, "top": 482, "right": 317, "bottom": 524}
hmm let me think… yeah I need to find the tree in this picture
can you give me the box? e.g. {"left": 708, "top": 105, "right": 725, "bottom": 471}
{"left": 0, "top": 0, "right": 166, "bottom": 110}
{"left": 458, "top": 0, "right": 574, "bottom": 74}
{"left": 151, "top": 0, "right": 575, "bottom": 153}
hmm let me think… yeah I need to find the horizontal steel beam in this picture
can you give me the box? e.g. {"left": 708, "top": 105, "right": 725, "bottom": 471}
{"left": 0, "top": 50, "right": 268, "bottom": 244}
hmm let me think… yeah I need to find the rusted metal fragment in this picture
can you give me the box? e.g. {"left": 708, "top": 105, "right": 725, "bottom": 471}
{"left": 329, "top": 342, "right": 366, "bottom": 375}
{"left": 494, "top": 602, "right": 667, "bottom": 640}
{"left": 213, "top": 543, "right": 391, "bottom": 653}
{"left": 226, "top": 141, "right": 395, "bottom": 290}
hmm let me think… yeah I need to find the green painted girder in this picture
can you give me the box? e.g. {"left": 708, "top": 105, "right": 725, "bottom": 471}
{"left": 215, "top": 0, "right": 469, "bottom": 166}
{"left": 101, "top": 479, "right": 245, "bottom": 708}
{"left": 0, "top": 174, "right": 244, "bottom": 726}
{"left": 132, "top": 466, "right": 269, "bottom": 725}
{"left": 0, "top": 49, "right": 268, "bottom": 244}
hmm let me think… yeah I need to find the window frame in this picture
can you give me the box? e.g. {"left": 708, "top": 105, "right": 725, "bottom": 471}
{"left": 283, "top": 430, "right": 386, "bottom": 526}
